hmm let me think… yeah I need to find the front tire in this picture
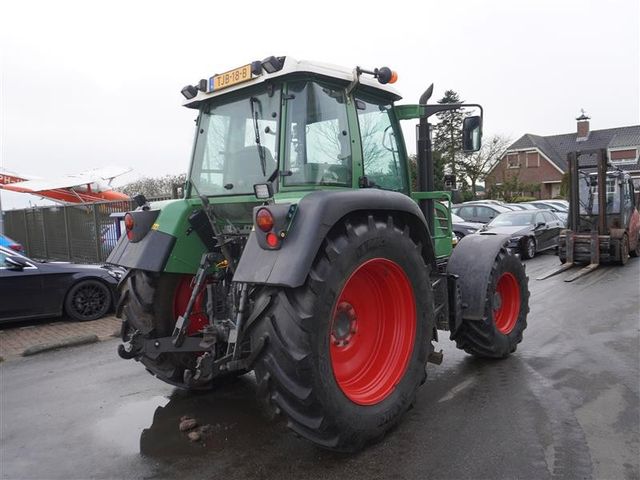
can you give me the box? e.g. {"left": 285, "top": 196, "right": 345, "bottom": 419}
{"left": 249, "top": 213, "right": 433, "bottom": 451}
{"left": 453, "top": 249, "right": 529, "bottom": 358}
{"left": 619, "top": 234, "right": 630, "bottom": 265}
{"left": 522, "top": 237, "right": 536, "bottom": 259}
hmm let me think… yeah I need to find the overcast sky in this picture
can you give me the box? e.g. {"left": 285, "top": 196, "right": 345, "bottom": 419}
{"left": 1, "top": 0, "right": 638, "bottom": 209}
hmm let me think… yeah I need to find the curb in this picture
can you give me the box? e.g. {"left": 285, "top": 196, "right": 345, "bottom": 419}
{"left": 22, "top": 334, "right": 100, "bottom": 357}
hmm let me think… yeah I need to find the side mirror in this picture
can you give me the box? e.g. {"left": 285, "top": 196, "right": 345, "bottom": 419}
{"left": 5, "top": 256, "right": 29, "bottom": 271}
{"left": 462, "top": 116, "right": 482, "bottom": 152}
{"left": 535, "top": 222, "right": 546, "bottom": 229}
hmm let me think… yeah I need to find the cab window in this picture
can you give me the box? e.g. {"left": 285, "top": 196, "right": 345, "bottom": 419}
{"left": 284, "top": 81, "right": 352, "bottom": 187}
{"left": 355, "top": 97, "right": 405, "bottom": 191}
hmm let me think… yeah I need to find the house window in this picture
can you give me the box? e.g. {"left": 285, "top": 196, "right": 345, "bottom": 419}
{"left": 609, "top": 148, "right": 638, "bottom": 165}
{"left": 526, "top": 152, "right": 539, "bottom": 168}
{"left": 507, "top": 154, "right": 520, "bottom": 169}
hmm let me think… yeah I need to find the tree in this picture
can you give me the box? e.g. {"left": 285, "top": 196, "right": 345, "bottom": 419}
{"left": 118, "top": 173, "right": 186, "bottom": 198}
{"left": 459, "top": 134, "right": 512, "bottom": 199}
{"left": 432, "top": 90, "right": 465, "bottom": 184}
{"left": 408, "top": 151, "right": 445, "bottom": 191}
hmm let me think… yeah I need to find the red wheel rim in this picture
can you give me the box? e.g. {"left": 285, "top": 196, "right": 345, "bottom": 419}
{"left": 493, "top": 272, "right": 521, "bottom": 334}
{"left": 330, "top": 258, "right": 416, "bottom": 406}
{"left": 173, "top": 276, "right": 209, "bottom": 336}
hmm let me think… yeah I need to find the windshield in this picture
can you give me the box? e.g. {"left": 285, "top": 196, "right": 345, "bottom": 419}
{"left": 578, "top": 173, "right": 621, "bottom": 215}
{"left": 190, "top": 87, "right": 280, "bottom": 196}
{"left": 489, "top": 212, "right": 536, "bottom": 227}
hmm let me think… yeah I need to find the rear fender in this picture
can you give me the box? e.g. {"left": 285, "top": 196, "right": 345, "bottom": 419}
{"left": 233, "top": 189, "right": 434, "bottom": 288}
{"left": 446, "top": 233, "right": 512, "bottom": 320}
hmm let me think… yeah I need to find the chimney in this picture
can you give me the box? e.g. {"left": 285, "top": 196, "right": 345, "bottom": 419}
{"left": 576, "top": 109, "right": 590, "bottom": 141}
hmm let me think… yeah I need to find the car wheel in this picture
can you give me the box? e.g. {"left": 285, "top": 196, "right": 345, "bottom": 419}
{"left": 522, "top": 237, "right": 536, "bottom": 259}
{"left": 65, "top": 279, "right": 112, "bottom": 321}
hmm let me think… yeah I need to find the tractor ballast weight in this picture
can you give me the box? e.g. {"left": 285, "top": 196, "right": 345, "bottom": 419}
{"left": 109, "top": 56, "right": 530, "bottom": 452}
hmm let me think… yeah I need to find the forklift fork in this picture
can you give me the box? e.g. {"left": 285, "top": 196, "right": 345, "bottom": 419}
{"left": 563, "top": 232, "right": 600, "bottom": 282}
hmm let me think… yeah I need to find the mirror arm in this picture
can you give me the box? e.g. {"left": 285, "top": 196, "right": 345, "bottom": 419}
{"left": 420, "top": 103, "right": 483, "bottom": 119}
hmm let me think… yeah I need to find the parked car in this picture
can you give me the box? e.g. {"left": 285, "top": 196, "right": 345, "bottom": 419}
{"left": 526, "top": 201, "right": 569, "bottom": 226}
{"left": 0, "top": 234, "right": 24, "bottom": 253}
{"left": 451, "top": 213, "right": 483, "bottom": 241}
{"left": 452, "top": 203, "right": 513, "bottom": 223}
{"left": 0, "top": 246, "right": 124, "bottom": 323}
{"left": 479, "top": 210, "right": 563, "bottom": 259}
{"left": 505, "top": 203, "right": 528, "bottom": 210}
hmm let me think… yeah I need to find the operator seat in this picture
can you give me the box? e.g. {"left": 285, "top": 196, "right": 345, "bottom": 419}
{"left": 224, "top": 146, "right": 276, "bottom": 190}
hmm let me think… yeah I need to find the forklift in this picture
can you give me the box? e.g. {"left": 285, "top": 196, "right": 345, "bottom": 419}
{"left": 538, "top": 148, "right": 640, "bottom": 282}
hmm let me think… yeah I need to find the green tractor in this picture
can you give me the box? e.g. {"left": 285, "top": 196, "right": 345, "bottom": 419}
{"left": 109, "top": 56, "right": 529, "bottom": 451}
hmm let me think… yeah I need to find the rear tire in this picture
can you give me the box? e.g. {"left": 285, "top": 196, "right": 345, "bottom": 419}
{"left": 117, "top": 271, "right": 240, "bottom": 389}
{"left": 630, "top": 233, "right": 640, "bottom": 258}
{"left": 65, "top": 279, "right": 112, "bottom": 321}
{"left": 249, "top": 213, "right": 433, "bottom": 451}
{"left": 453, "top": 249, "right": 529, "bottom": 358}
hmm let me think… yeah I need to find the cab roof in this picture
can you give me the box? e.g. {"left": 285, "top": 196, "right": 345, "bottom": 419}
{"left": 182, "top": 56, "right": 402, "bottom": 109}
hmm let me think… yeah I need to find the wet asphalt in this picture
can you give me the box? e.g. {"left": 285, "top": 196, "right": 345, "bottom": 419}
{"left": 1, "top": 253, "right": 638, "bottom": 480}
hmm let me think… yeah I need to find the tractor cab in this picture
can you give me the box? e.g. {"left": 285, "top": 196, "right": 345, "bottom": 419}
{"left": 184, "top": 57, "right": 409, "bottom": 204}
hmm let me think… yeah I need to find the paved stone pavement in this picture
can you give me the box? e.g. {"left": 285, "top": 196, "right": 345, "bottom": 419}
{"left": 0, "top": 315, "right": 120, "bottom": 360}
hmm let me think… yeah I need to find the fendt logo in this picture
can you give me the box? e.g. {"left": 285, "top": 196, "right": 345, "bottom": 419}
{"left": 0, "top": 174, "right": 24, "bottom": 185}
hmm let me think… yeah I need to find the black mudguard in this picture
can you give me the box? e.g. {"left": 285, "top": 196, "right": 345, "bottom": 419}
{"left": 106, "top": 230, "right": 176, "bottom": 272}
{"left": 233, "top": 189, "right": 433, "bottom": 288}
{"left": 446, "top": 233, "right": 511, "bottom": 320}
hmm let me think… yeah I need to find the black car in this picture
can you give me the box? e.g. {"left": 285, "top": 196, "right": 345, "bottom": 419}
{"left": 0, "top": 246, "right": 124, "bottom": 323}
{"left": 451, "top": 213, "right": 484, "bottom": 241}
{"left": 452, "top": 203, "right": 513, "bottom": 224}
{"left": 479, "top": 210, "right": 563, "bottom": 259}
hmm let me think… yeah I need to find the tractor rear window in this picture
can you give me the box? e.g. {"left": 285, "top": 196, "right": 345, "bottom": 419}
{"left": 283, "top": 81, "right": 352, "bottom": 187}
{"left": 190, "top": 87, "right": 280, "bottom": 196}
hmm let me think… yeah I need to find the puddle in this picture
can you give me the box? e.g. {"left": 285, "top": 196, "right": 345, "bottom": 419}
{"left": 138, "top": 375, "right": 287, "bottom": 458}
{"left": 94, "top": 395, "right": 170, "bottom": 454}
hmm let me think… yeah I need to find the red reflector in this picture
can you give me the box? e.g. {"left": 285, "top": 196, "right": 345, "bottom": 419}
{"left": 124, "top": 213, "right": 134, "bottom": 231}
{"left": 9, "top": 244, "right": 23, "bottom": 252}
{"left": 266, "top": 232, "right": 279, "bottom": 248}
{"left": 124, "top": 213, "right": 134, "bottom": 240}
{"left": 256, "top": 208, "right": 274, "bottom": 232}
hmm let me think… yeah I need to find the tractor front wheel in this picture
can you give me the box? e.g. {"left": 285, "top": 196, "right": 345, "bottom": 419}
{"left": 453, "top": 249, "right": 529, "bottom": 358}
{"left": 249, "top": 214, "right": 433, "bottom": 451}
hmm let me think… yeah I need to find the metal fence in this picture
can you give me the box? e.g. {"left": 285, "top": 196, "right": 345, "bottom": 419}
{"left": 4, "top": 195, "right": 171, "bottom": 264}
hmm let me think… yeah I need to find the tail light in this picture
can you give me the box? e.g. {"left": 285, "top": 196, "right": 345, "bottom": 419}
{"left": 256, "top": 208, "right": 274, "bottom": 232}
{"left": 9, "top": 244, "right": 23, "bottom": 252}
{"left": 124, "top": 213, "right": 135, "bottom": 240}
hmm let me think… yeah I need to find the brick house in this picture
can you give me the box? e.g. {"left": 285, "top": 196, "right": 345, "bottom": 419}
{"left": 485, "top": 115, "right": 640, "bottom": 199}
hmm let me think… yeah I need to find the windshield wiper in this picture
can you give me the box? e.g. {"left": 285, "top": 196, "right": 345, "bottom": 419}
{"left": 249, "top": 97, "right": 266, "bottom": 176}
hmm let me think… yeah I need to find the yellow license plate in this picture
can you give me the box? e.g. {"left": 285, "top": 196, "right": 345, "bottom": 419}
{"left": 210, "top": 64, "right": 253, "bottom": 92}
